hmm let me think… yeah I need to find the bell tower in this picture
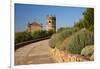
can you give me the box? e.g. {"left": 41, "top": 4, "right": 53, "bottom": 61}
{"left": 46, "top": 15, "right": 56, "bottom": 31}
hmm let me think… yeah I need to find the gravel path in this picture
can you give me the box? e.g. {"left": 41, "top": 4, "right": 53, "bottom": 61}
{"left": 15, "top": 39, "right": 55, "bottom": 65}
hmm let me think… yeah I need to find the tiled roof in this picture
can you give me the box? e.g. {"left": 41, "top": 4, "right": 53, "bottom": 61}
{"left": 30, "top": 21, "right": 42, "bottom": 27}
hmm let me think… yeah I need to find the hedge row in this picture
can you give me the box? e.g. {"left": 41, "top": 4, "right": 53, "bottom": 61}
{"left": 15, "top": 30, "right": 55, "bottom": 44}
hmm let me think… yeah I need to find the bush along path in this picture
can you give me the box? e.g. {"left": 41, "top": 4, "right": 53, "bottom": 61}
{"left": 49, "top": 28, "right": 94, "bottom": 62}
{"left": 49, "top": 8, "right": 94, "bottom": 62}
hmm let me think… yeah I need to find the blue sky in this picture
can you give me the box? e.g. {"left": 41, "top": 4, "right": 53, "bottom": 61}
{"left": 15, "top": 3, "right": 86, "bottom": 32}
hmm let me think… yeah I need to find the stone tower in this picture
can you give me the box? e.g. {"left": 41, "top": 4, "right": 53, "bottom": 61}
{"left": 46, "top": 15, "right": 56, "bottom": 31}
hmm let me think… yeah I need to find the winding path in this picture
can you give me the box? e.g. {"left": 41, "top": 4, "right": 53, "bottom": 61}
{"left": 15, "top": 39, "right": 54, "bottom": 65}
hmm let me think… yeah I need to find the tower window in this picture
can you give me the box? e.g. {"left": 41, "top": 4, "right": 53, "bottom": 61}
{"left": 49, "top": 21, "right": 51, "bottom": 23}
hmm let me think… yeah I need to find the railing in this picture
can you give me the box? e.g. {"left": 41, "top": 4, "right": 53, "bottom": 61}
{"left": 15, "top": 36, "right": 50, "bottom": 50}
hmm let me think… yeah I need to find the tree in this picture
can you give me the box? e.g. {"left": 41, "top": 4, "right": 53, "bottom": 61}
{"left": 74, "top": 19, "right": 84, "bottom": 29}
{"left": 83, "top": 8, "right": 94, "bottom": 31}
{"left": 74, "top": 8, "right": 94, "bottom": 31}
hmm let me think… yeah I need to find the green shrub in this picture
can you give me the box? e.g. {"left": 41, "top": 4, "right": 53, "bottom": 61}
{"left": 57, "top": 27, "right": 67, "bottom": 33}
{"left": 62, "top": 28, "right": 94, "bottom": 54}
{"left": 49, "top": 27, "right": 78, "bottom": 49}
{"left": 57, "top": 27, "right": 80, "bottom": 34}
{"left": 15, "top": 32, "right": 32, "bottom": 44}
{"left": 55, "top": 29, "right": 73, "bottom": 49}
{"left": 57, "top": 27, "right": 72, "bottom": 33}
{"left": 81, "top": 45, "right": 94, "bottom": 56}
{"left": 49, "top": 34, "right": 57, "bottom": 48}
{"left": 47, "top": 29, "right": 56, "bottom": 36}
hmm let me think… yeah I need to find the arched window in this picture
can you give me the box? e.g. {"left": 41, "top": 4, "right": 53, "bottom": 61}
{"left": 49, "top": 21, "right": 51, "bottom": 23}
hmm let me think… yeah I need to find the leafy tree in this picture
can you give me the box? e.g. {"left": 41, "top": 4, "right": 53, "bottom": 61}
{"left": 83, "top": 8, "right": 94, "bottom": 31}
{"left": 74, "top": 8, "right": 94, "bottom": 31}
{"left": 74, "top": 19, "right": 84, "bottom": 29}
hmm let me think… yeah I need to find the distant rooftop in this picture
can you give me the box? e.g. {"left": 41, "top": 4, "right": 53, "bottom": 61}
{"left": 28, "top": 21, "right": 42, "bottom": 27}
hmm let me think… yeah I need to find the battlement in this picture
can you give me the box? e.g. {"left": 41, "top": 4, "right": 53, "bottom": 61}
{"left": 46, "top": 15, "right": 56, "bottom": 20}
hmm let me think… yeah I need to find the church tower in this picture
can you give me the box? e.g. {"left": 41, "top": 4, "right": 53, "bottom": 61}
{"left": 46, "top": 15, "right": 56, "bottom": 31}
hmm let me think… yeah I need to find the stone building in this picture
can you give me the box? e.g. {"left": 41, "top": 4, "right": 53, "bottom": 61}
{"left": 27, "top": 21, "right": 42, "bottom": 32}
{"left": 46, "top": 15, "right": 56, "bottom": 31}
{"left": 27, "top": 15, "right": 56, "bottom": 32}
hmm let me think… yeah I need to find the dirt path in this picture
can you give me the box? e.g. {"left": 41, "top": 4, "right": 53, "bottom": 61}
{"left": 15, "top": 39, "right": 55, "bottom": 65}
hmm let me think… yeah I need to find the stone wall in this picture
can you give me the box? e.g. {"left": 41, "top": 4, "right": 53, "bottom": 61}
{"left": 49, "top": 47, "right": 88, "bottom": 63}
